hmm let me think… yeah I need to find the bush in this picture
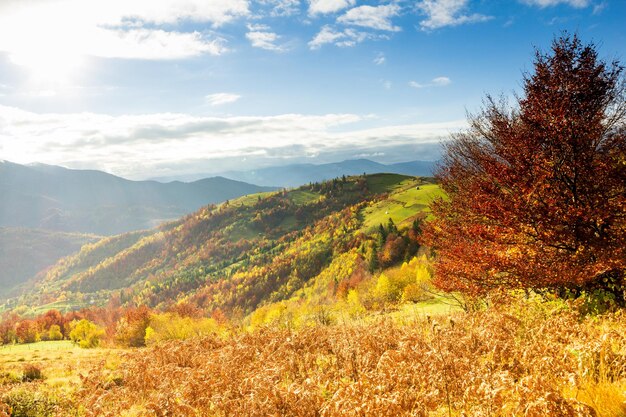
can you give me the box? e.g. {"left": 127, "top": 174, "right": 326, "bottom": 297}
{"left": 366, "top": 256, "right": 434, "bottom": 308}
{"left": 1, "top": 388, "right": 61, "bottom": 417}
{"left": 115, "top": 306, "right": 151, "bottom": 347}
{"left": 21, "top": 365, "right": 43, "bottom": 382}
{"left": 15, "top": 321, "right": 40, "bottom": 344}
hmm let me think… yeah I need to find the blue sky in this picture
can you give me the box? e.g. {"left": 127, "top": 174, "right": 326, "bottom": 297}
{"left": 0, "top": 0, "right": 624, "bottom": 179}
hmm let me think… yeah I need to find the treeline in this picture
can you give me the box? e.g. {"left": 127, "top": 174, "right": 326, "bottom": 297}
{"left": 0, "top": 302, "right": 227, "bottom": 349}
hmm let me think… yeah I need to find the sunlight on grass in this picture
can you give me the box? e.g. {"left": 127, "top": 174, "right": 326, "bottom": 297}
{"left": 361, "top": 182, "right": 443, "bottom": 231}
{"left": 287, "top": 190, "right": 321, "bottom": 205}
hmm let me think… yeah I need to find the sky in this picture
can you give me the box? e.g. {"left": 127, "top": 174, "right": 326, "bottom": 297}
{"left": 0, "top": 0, "right": 624, "bottom": 179}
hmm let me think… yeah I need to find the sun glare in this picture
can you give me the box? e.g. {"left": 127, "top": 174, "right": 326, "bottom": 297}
{"left": 1, "top": 3, "right": 86, "bottom": 85}
{"left": 9, "top": 51, "right": 84, "bottom": 84}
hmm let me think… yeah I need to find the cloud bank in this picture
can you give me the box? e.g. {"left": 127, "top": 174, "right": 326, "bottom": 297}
{"left": 0, "top": 105, "right": 463, "bottom": 178}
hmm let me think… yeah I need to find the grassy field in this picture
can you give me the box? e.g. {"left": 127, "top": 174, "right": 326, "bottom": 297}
{"left": 76, "top": 301, "right": 626, "bottom": 417}
{"left": 227, "top": 191, "right": 277, "bottom": 207}
{"left": 287, "top": 190, "right": 321, "bottom": 205}
{"left": 1, "top": 301, "right": 624, "bottom": 417}
{"left": 364, "top": 173, "right": 414, "bottom": 194}
{"left": 0, "top": 341, "right": 119, "bottom": 383}
{"left": 223, "top": 221, "right": 262, "bottom": 242}
{"left": 29, "top": 301, "right": 86, "bottom": 316}
{"left": 361, "top": 182, "right": 444, "bottom": 232}
{"left": 0, "top": 341, "right": 119, "bottom": 416}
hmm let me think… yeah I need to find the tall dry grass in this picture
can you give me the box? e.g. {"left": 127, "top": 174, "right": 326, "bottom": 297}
{"left": 78, "top": 302, "right": 626, "bottom": 417}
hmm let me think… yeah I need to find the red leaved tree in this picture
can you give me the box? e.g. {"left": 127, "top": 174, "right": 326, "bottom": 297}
{"left": 424, "top": 34, "right": 626, "bottom": 299}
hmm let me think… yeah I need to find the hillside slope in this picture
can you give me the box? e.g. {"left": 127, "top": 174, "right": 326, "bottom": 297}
{"left": 0, "top": 160, "right": 275, "bottom": 235}
{"left": 5, "top": 174, "right": 441, "bottom": 316}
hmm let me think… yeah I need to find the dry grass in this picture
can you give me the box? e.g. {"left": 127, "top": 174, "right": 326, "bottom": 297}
{"left": 78, "top": 303, "right": 626, "bottom": 417}
{"left": 0, "top": 341, "right": 122, "bottom": 416}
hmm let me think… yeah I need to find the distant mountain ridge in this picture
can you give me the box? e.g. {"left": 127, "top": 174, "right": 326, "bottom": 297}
{"left": 0, "top": 161, "right": 275, "bottom": 235}
{"left": 152, "top": 159, "right": 437, "bottom": 187}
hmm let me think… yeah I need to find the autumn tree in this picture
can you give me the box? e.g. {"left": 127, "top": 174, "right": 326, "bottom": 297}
{"left": 16, "top": 320, "right": 40, "bottom": 344}
{"left": 115, "top": 306, "right": 151, "bottom": 347}
{"left": 70, "top": 319, "right": 104, "bottom": 348}
{"left": 424, "top": 34, "right": 626, "bottom": 300}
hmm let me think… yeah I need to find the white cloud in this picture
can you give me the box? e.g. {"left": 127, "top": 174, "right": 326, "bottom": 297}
{"left": 90, "top": 29, "right": 227, "bottom": 59}
{"left": 0, "top": 105, "right": 464, "bottom": 178}
{"left": 374, "top": 52, "right": 386, "bottom": 65}
{"left": 520, "top": 0, "right": 590, "bottom": 7}
{"left": 432, "top": 76, "right": 451, "bottom": 86}
{"left": 87, "top": 0, "right": 250, "bottom": 27}
{"left": 309, "top": 26, "right": 347, "bottom": 49}
{"left": 309, "top": 0, "right": 355, "bottom": 15}
{"left": 205, "top": 93, "right": 241, "bottom": 106}
{"left": 309, "top": 25, "right": 389, "bottom": 49}
{"left": 258, "top": 0, "right": 301, "bottom": 16}
{"left": 417, "top": 0, "right": 492, "bottom": 30}
{"left": 409, "top": 76, "right": 452, "bottom": 88}
{"left": 337, "top": 4, "right": 401, "bottom": 32}
{"left": 0, "top": 0, "right": 246, "bottom": 63}
{"left": 246, "top": 25, "right": 285, "bottom": 51}
{"left": 592, "top": 2, "right": 607, "bottom": 14}
{"left": 247, "top": 23, "right": 271, "bottom": 31}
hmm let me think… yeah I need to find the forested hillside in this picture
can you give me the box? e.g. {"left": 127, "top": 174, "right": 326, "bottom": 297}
{"left": 4, "top": 174, "right": 439, "bottom": 316}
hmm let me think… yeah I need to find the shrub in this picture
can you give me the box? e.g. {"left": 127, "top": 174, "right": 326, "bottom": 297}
{"left": 345, "top": 290, "right": 365, "bottom": 318}
{"left": 115, "top": 306, "right": 151, "bottom": 347}
{"left": 21, "top": 365, "right": 43, "bottom": 382}
{"left": 366, "top": 256, "right": 434, "bottom": 307}
{"left": 15, "top": 321, "right": 40, "bottom": 344}
{"left": 1, "top": 388, "right": 62, "bottom": 417}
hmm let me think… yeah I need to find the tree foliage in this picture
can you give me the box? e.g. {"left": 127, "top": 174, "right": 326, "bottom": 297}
{"left": 69, "top": 319, "right": 104, "bottom": 348}
{"left": 425, "top": 34, "right": 626, "bottom": 297}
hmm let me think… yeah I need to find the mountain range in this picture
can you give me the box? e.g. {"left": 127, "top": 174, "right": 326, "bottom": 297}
{"left": 0, "top": 160, "right": 275, "bottom": 235}
{"left": 152, "top": 159, "right": 437, "bottom": 187}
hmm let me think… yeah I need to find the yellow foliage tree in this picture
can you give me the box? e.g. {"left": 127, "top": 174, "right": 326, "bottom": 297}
{"left": 144, "top": 313, "right": 218, "bottom": 345}
{"left": 69, "top": 319, "right": 104, "bottom": 348}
